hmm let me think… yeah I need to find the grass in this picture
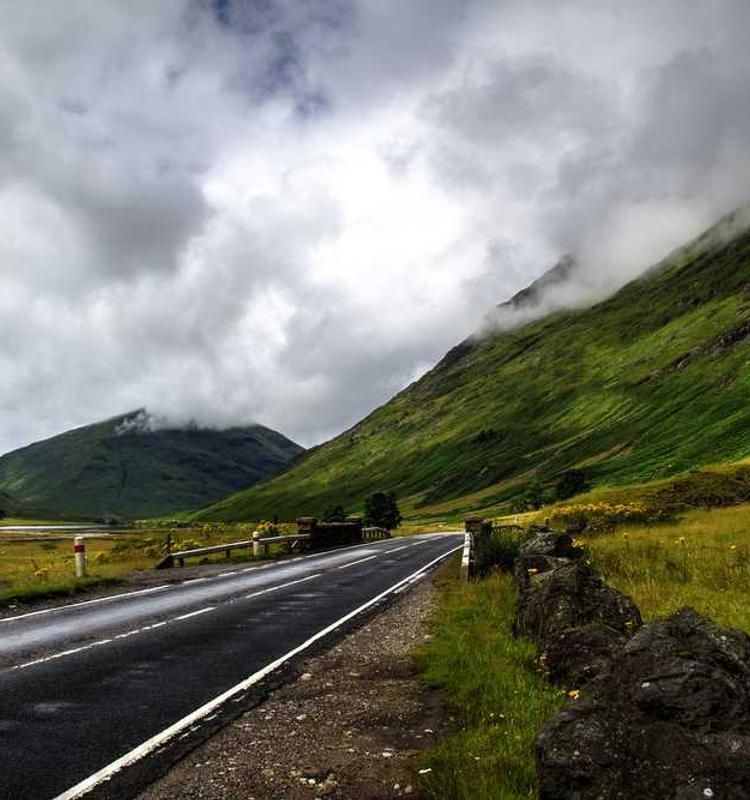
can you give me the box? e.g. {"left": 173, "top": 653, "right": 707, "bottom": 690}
{"left": 415, "top": 502, "right": 750, "bottom": 799}
{"left": 585, "top": 502, "right": 750, "bottom": 631}
{"left": 0, "top": 576, "right": 123, "bottom": 606}
{"left": 416, "top": 560, "right": 565, "bottom": 799}
{"left": 193, "top": 214, "right": 750, "bottom": 524}
{"left": 0, "top": 521, "right": 297, "bottom": 607}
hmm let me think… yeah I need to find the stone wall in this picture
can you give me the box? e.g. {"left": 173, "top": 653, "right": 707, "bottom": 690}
{"left": 297, "top": 516, "right": 363, "bottom": 549}
{"left": 514, "top": 526, "right": 750, "bottom": 799}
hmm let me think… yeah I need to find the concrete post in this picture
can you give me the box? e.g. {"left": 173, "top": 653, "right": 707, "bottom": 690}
{"left": 252, "top": 531, "right": 261, "bottom": 557}
{"left": 74, "top": 536, "right": 87, "bottom": 578}
{"left": 465, "top": 516, "right": 484, "bottom": 535}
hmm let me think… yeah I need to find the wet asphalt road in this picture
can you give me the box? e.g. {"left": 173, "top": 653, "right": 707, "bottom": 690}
{"left": 0, "top": 533, "right": 463, "bottom": 800}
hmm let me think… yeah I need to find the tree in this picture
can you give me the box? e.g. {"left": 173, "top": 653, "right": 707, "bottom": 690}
{"left": 523, "top": 480, "right": 545, "bottom": 511}
{"left": 322, "top": 504, "right": 347, "bottom": 522}
{"left": 364, "top": 491, "right": 402, "bottom": 531}
{"left": 554, "top": 469, "right": 587, "bottom": 501}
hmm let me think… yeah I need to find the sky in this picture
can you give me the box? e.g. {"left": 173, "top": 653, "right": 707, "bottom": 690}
{"left": 2, "top": 0, "right": 750, "bottom": 455}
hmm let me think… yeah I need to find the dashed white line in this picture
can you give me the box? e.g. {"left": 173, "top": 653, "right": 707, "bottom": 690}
{"left": 336, "top": 555, "right": 378, "bottom": 570}
{"left": 0, "top": 535, "right": 449, "bottom": 625}
{"left": 52, "top": 543, "right": 462, "bottom": 800}
{"left": 174, "top": 606, "right": 215, "bottom": 621}
{"left": 244, "top": 573, "right": 321, "bottom": 600}
{"left": 11, "top": 609, "right": 214, "bottom": 671}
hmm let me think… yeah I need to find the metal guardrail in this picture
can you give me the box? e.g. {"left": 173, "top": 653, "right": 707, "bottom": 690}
{"left": 157, "top": 523, "right": 392, "bottom": 569}
{"left": 157, "top": 532, "right": 312, "bottom": 569}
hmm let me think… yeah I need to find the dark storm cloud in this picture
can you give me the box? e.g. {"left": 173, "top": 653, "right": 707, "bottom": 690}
{"left": 2, "top": 0, "right": 750, "bottom": 455}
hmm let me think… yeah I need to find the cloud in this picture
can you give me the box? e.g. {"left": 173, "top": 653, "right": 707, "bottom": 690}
{"left": 2, "top": 0, "right": 750, "bottom": 455}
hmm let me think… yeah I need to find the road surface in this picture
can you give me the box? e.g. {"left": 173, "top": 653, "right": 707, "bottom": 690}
{"left": 0, "top": 532, "right": 463, "bottom": 800}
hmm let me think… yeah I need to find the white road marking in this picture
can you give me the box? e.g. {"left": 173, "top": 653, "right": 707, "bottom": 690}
{"left": 10, "top": 608, "right": 213, "bottom": 671}
{"left": 0, "top": 584, "right": 174, "bottom": 624}
{"left": 0, "top": 535, "right": 451, "bottom": 625}
{"left": 385, "top": 545, "right": 410, "bottom": 554}
{"left": 336, "top": 555, "right": 378, "bottom": 570}
{"left": 174, "top": 606, "right": 215, "bottom": 622}
{"left": 244, "top": 573, "right": 321, "bottom": 599}
{"left": 52, "top": 543, "right": 463, "bottom": 800}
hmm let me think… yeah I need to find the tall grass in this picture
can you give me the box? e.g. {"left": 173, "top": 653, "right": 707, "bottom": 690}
{"left": 416, "top": 563, "right": 564, "bottom": 799}
{"left": 0, "top": 522, "right": 294, "bottom": 606}
{"left": 587, "top": 502, "right": 750, "bottom": 631}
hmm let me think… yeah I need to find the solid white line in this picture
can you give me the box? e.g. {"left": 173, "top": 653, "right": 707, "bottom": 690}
{"left": 0, "top": 584, "right": 174, "bottom": 624}
{"left": 336, "top": 555, "right": 378, "bottom": 570}
{"left": 52, "top": 543, "right": 462, "bottom": 800}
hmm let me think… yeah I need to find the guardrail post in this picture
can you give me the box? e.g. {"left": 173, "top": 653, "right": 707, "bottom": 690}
{"left": 253, "top": 531, "right": 261, "bottom": 557}
{"left": 74, "top": 536, "right": 87, "bottom": 578}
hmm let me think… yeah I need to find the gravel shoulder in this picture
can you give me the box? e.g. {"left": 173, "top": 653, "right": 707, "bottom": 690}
{"left": 137, "top": 570, "right": 451, "bottom": 800}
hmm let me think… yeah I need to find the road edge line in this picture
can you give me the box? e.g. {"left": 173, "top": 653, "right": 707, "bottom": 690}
{"left": 52, "top": 542, "right": 463, "bottom": 800}
{"left": 1, "top": 535, "right": 451, "bottom": 625}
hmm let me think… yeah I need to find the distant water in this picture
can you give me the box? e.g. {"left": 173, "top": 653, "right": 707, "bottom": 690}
{"left": 0, "top": 524, "right": 113, "bottom": 533}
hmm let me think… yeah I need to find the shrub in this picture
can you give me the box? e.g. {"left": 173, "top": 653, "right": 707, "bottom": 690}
{"left": 554, "top": 469, "right": 588, "bottom": 501}
{"left": 551, "top": 502, "right": 675, "bottom": 531}
{"left": 474, "top": 525, "right": 521, "bottom": 575}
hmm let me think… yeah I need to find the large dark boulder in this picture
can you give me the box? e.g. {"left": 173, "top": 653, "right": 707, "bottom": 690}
{"left": 539, "top": 623, "right": 629, "bottom": 689}
{"left": 514, "top": 559, "right": 642, "bottom": 642}
{"left": 537, "top": 608, "right": 750, "bottom": 799}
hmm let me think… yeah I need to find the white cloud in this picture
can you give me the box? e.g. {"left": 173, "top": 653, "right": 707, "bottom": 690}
{"left": 2, "top": 0, "right": 750, "bottom": 454}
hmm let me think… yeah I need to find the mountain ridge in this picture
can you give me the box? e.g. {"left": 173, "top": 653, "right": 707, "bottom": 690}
{"left": 0, "top": 410, "right": 304, "bottom": 519}
{"left": 191, "top": 209, "right": 750, "bottom": 522}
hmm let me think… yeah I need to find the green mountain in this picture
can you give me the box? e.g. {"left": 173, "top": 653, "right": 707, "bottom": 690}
{"left": 0, "top": 487, "right": 41, "bottom": 520}
{"left": 0, "top": 411, "right": 303, "bottom": 519}
{"left": 194, "top": 210, "right": 750, "bottom": 523}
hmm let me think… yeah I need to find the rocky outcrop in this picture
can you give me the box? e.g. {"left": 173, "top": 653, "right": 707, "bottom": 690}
{"left": 513, "top": 528, "right": 641, "bottom": 658}
{"left": 537, "top": 607, "right": 750, "bottom": 799}
{"left": 513, "top": 528, "right": 750, "bottom": 798}
{"left": 514, "top": 559, "right": 642, "bottom": 643}
{"left": 539, "top": 622, "right": 628, "bottom": 689}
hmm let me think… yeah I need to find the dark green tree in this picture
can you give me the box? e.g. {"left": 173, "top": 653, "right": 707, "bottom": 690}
{"left": 363, "top": 491, "right": 402, "bottom": 531}
{"left": 322, "top": 504, "right": 347, "bottom": 522}
{"left": 523, "top": 480, "right": 545, "bottom": 510}
{"left": 554, "top": 469, "right": 587, "bottom": 501}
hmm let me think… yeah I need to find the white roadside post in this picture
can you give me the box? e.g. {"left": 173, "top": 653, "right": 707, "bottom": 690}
{"left": 74, "top": 536, "right": 87, "bottom": 578}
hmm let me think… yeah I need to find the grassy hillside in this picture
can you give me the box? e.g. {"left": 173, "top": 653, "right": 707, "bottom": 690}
{"left": 0, "top": 487, "right": 44, "bottom": 521}
{"left": 195, "top": 212, "right": 750, "bottom": 522}
{"left": 0, "top": 411, "right": 303, "bottom": 519}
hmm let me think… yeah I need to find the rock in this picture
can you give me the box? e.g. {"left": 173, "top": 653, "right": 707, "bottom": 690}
{"left": 514, "top": 529, "right": 584, "bottom": 593}
{"left": 514, "top": 559, "right": 641, "bottom": 642}
{"left": 539, "top": 622, "right": 629, "bottom": 688}
{"left": 537, "top": 608, "right": 750, "bottom": 799}
{"left": 520, "top": 529, "right": 581, "bottom": 560}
